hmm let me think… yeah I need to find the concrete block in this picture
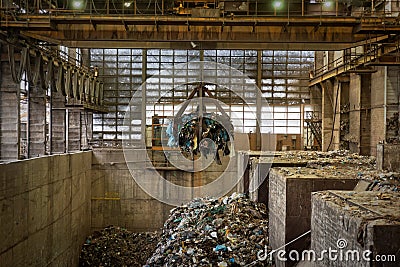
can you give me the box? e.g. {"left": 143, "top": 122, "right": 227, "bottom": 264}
{"left": 28, "top": 186, "right": 49, "bottom": 234}
{"left": 91, "top": 200, "right": 105, "bottom": 229}
{"left": 0, "top": 247, "right": 12, "bottom": 267}
{"left": 354, "top": 179, "right": 373, "bottom": 191}
{"left": 13, "top": 193, "right": 28, "bottom": 243}
{"left": 269, "top": 168, "right": 359, "bottom": 267}
{"left": 11, "top": 238, "right": 28, "bottom": 267}
{"left": 377, "top": 144, "right": 400, "bottom": 172}
{"left": 91, "top": 170, "right": 105, "bottom": 198}
{"left": 0, "top": 198, "right": 14, "bottom": 255}
{"left": 50, "top": 214, "right": 72, "bottom": 262}
{"left": 70, "top": 152, "right": 84, "bottom": 176}
{"left": 3, "top": 161, "right": 29, "bottom": 198}
{"left": 311, "top": 191, "right": 400, "bottom": 267}
{"left": 71, "top": 172, "right": 85, "bottom": 211}
{"left": 50, "top": 179, "right": 72, "bottom": 222}
{"left": 27, "top": 227, "right": 49, "bottom": 266}
{"left": 28, "top": 156, "right": 50, "bottom": 190}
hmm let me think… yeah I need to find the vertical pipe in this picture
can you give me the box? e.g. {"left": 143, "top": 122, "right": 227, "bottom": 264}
{"left": 17, "top": 60, "right": 21, "bottom": 158}
{"left": 65, "top": 108, "right": 69, "bottom": 152}
{"left": 256, "top": 50, "right": 262, "bottom": 150}
{"left": 49, "top": 89, "right": 53, "bottom": 154}
{"left": 162, "top": 0, "right": 164, "bottom": 15}
{"left": 134, "top": 0, "right": 137, "bottom": 15}
{"left": 141, "top": 49, "right": 147, "bottom": 140}
{"left": 300, "top": 104, "right": 304, "bottom": 149}
{"left": 27, "top": 85, "right": 31, "bottom": 157}
{"left": 302, "top": 0, "right": 304, "bottom": 16}
{"left": 384, "top": 66, "right": 387, "bottom": 142}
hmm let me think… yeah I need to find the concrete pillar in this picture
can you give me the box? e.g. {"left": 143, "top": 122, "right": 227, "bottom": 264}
{"left": 339, "top": 79, "right": 349, "bottom": 149}
{"left": 80, "top": 111, "right": 92, "bottom": 149}
{"left": 349, "top": 73, "right": 361, "bottom": 153}
{"left": 359, "top": 74, "right": 371, "bottom": 155}
{"left": 28, "top": 85, "right": 46, "bottom": 157}
{"left": 51, "top": 90, "right": 66, "bottom": 153}
{"left": 370, "top": 67, "right": 386, "bottom": 156}
{"left": 332, "top": 79, "right": 341, "bottom": 150}
{"left": 321, "top": 80, "right": 334, "bottom": 151}
{"left": 0, "top": 44, "right": 20, "bottom": 161}
{"left": 67, "top": 110, "right": 81, "bottom": 151}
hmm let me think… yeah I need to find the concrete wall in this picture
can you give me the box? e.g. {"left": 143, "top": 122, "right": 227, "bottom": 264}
{"left": 0, "top": 151, "right": 92, "bottom": 267}
{"left": 311, "top": 191, "right": 400, "bottom": 267}
{"left": 91, "top": 148, "right": 240, "bottom": 232}
{"left": 91, "top": 149, "right": 173, "bottom": 232}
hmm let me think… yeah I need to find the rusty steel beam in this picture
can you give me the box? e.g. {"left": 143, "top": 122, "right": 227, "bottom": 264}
{"left": 1, "top": 14, "right": 395, "bottom": 49}
{"left": 19, "top": 23, "right": 365, "bottom": 49}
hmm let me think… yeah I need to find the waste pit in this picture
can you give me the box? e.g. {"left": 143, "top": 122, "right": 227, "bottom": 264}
{"left": 80, "top": 193, "right": 272, "bottom": 266}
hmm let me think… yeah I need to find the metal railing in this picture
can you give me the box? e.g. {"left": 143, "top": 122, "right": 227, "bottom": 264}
{"left": 1, "top": 0, "right": 399, "bottom": 18}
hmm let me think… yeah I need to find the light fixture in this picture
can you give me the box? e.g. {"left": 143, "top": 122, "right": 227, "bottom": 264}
{"left": 71, "top": 0, "right": 85, "bottom": 10}
{"left": 190, "top": 42, "right": 198, "bottom": 49}
{"left": 124, "top": 1, "right": 132, "bottom": 8}
{"left": 94, "top": 66, "right": 99, "bottom": 78}
{"left": 323, "top": 1, "right": 334, "bottom": 9}
{"left": 273, "top": 1, "right": 283, "bottom": 10}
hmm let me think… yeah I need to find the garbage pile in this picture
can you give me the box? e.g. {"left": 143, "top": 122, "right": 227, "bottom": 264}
{"left": 166, "top": 112, "right": 233, "bottom": 164}
{"left": 275, "top": 150, "right": 399, "bottom": 192}
{"left": 364, "top": 172, "right": 400, "bottom": 192}
{"left": 279, "top": 150, "right": 376, "bottom": 170}
{"left": 79, "top": 226, "right": 159, "bottom": 267}
{"left": 146, "top": 193, "right": 271, "bottom": 266}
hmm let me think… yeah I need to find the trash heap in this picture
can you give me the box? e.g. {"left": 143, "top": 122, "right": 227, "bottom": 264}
{"left": 79, "top": 226, "right": 159, "bottom": 267}
{"left": 279, "top": 150, "right": 376, "bottom": 170}
{"left": 277, "top": 150, "right": 399, "bottom": 192}
{"left": 364, "top": 172, "right": 400, "bottom": 192}
{"left": 146, "top": 193, "right": 271, "bottom": 266}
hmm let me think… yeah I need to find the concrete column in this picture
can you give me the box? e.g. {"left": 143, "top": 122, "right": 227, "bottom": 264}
{"left": 370, "top": 67, "right": 386, "bottom": 156}
{"left": 0, "top": 44, "right": 20, "bottom": 161}
{"left": 321, "top": 80, "right": 334, "bottom": 151}
{"left": 51, "top": 90, "right": 66, "bottom": 153}
{"left": 67, "top": 110, "right": 81, "bottom": 151}
{"left": 28, "top": 85, "right": 46, "bottom": 157}
{"left": 80, "top": 111, "right": 92, "bottom": 149}
{"left": 360, "top": 74, "right": 371, "bottom": 155}
{"left": 339, "top": 79, "right": 350, "bottom": 150}
{"left": 332, "top": 79, "right": 341, "bottom": 150}
{"left": 348, "top": 73, "right": 361, "bottom": 153}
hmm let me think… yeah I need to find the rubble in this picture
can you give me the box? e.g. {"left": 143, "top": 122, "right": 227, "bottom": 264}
{"left": 278, "top": 150, "right": 376, "bottom": 170}
{"left": 146, "top": 193, "right": 271, "bottom": 266}
{"left": 79, "top": 226, "right": 159, "bottom": 267}
{"left": 275, "top": 150, "right": 399, "bottom": 192}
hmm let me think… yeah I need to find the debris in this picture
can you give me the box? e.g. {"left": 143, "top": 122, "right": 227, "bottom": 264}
{"left": 270, "top": 150, "right": 399, "bottom": 192}
{"left": 146, "top": 193, "right": 272, "bottom": 266}
{"left": 79, "top": 226, "right": 159, "bottom": 267}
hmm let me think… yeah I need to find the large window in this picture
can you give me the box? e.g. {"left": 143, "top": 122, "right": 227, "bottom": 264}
{"left": 91, "top": 49, "right": 314, "bottom": 146}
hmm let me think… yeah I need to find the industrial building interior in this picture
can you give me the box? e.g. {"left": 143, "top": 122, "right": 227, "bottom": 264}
{"left": 0, "top": 0, "right": 399, "bottom": 266}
